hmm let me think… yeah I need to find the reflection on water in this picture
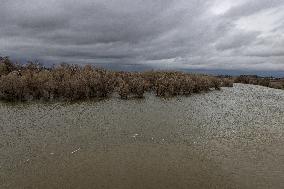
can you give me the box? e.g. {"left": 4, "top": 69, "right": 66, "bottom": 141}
{"left": 0, "top": 84, "right": 284, "bottom": 189}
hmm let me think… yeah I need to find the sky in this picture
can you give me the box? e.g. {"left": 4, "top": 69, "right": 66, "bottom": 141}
{"left": 0, "top": 0, "right": 284, "bottom": 76}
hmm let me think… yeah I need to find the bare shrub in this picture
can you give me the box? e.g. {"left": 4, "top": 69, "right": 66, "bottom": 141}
{"left": 209, "top": 77, "right": 222, "bottom": 90}
{"left": 118, "top": 78, "right": 130, "bottom": 99}
{"left": 0, "top": 57, "right": 18, "bottom": 76}
{"left": 221, "top": 78, "right": 234, "bottom": 87}
{"left": 0, "top": 58, "right": 237, "bottom": 101}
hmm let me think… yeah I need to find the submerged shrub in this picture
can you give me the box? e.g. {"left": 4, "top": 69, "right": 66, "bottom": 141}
{"left": 257, "top": 78, "right": 270, "bottom": 87}
{"left": 0, "top": 57, "right": 18, "bottom": 76}
{"left": 234, "top": 75, "right": 284, "bottom": 90}
{"left": 0, "top": 58, "right": 236, "bottom": 101}
{"left": 221, "top": 78, "right": 234, "bottom": 87}
{"left": 118, "top": 78, "right": 130, "bottom": 99}
{"left": 209, "top": 77, "right": 222, "bottom": 90}
{"left": 235, "top": 75, "right": 250, "bottom": 84}
{"left": 117, "top": 73, "right": 149, "bottom": 99}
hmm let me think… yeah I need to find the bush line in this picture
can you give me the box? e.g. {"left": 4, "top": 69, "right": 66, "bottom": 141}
{"left": 0, "top": 57, "right": 233, "bottom": 101}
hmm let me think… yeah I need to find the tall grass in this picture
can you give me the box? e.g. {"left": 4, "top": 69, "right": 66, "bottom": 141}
{"left": 0, "top": 57, "right": 233, "bottom": 101}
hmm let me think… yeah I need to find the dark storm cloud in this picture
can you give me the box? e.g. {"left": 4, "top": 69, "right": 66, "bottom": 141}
{"left": 0, "top": 0, "right": 284, "bottom": 72}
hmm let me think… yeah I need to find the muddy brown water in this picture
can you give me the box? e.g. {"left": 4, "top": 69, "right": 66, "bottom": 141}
{"left": 0, "top": 84, "right": 283, "bottom": 189}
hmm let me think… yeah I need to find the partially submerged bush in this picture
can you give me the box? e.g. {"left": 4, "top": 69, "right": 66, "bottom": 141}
{"left": 0, "top": 57, "right": 234, "bottom": 102}
{"left": 221, "top": 78, "right": 234, "bottom": 87}
{"left": 0, "top": 57, "right": 19, "bottom": 76}
{"left": 234, "top": 75, "right": 284, "bottom": 90}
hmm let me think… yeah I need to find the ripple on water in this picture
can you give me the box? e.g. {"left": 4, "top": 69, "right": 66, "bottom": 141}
{"left": 0, "top": 84, "right": 284, "bottom": 189}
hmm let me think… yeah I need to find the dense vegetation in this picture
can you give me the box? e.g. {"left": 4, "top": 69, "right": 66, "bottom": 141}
{"left": 234, "top": 75, "right": 284, "bottom": 90}
{"left": 0, "top": 57, "right": 233, "bottom": 101}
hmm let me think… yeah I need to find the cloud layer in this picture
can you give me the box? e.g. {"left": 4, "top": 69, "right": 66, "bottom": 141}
{"left": 0, "top": 0, "right": 284, "bottom": 72}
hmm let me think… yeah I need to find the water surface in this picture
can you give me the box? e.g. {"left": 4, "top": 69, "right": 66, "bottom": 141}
{"left": 0, "top": 84, "right": 284, "bottom": 189}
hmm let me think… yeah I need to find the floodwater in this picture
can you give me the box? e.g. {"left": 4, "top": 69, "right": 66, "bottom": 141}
{"left": 0, "top": 84, "right": 283, "bottom": 189}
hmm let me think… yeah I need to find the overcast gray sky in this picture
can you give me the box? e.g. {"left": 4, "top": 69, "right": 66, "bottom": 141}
{"left": 0, "top": 0, "right": 284, "bottom": 73}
